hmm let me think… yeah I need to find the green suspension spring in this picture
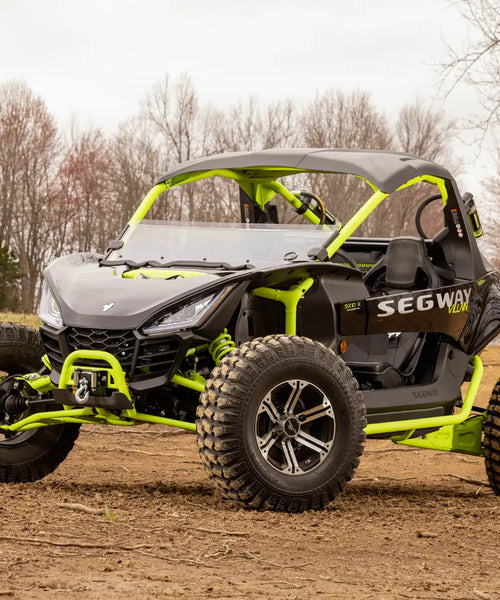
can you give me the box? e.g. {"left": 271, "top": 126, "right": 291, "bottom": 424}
{"left": 209, "top": 329, "right": 236, "bottom": 365}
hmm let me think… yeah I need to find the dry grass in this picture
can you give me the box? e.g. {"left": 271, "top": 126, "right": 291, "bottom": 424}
{"left": 0, "top": 312, "right": 41, "bottom": 329}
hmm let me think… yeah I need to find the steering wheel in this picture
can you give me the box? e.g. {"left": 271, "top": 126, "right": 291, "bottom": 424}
{"left": 292, "top": 190, "right": 341, "bottom": 228}
{"left": 415, "top": 194, "right": 442, "bottom": 238}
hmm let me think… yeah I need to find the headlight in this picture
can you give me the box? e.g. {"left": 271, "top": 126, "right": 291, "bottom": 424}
{"left": 143, "top": 287, "right": 233, "bottom": 335}
{"left": 39, "top": 282, "right": 64, "bottom": 328}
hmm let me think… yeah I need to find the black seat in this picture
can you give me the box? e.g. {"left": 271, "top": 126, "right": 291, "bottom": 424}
{"left": 364, "top": 236, "right": 440, "bottom": 293}
{"left": 348, "top": 237, "right": 439, "bottom": 389}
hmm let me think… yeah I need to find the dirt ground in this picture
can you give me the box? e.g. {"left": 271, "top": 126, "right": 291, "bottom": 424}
{"left": 0, "top": 349, "right": 499, "bottom": 600}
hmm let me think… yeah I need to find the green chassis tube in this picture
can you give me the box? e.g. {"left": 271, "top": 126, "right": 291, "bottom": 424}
{"left": 4, "top": 350, "right": 484, "bottom": 457}
{"left": 5, "top": 350, "right": 197, "bottom": 433}
{"left": 253, "top": 278, "right": 315, "bottom": 335}
{"left": 2, "top": 171, "right": 482, "bottom": 453}
{"left": 128, "top": 172, "right": 449, "bottom": 260}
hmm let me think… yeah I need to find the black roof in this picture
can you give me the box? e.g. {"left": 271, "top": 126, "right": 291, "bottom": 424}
{"left": 156, "top": 148, "right": 453, "bottom": 194}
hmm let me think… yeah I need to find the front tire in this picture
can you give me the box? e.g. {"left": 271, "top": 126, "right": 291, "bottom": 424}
{"left": 196, "top": 335, "right": 366, "bottom": 512}
{"left": 484, "top": 378, "right": 500, "bottom": 495}
{"left": 0, "top": 322, "right": 80, "bottom": 483}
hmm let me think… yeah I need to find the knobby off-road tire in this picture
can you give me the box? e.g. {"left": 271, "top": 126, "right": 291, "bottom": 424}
{"left": 484, "top": 378, "right": 500, "bottom": 495}
{"left": 0, "top": 322, "right": 80, "bottom": 483}
{"left": 196, "top": 335, "right": 366, "bottom": 512}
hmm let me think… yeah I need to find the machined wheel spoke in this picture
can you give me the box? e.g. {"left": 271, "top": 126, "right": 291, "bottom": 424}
{"left": 257, "top": 430, "right": 278, "bottom": 458}
{"left": 296, "top": 401, "right": 333, "bottom": 424}
{"left": 258, "top": 394, "right": 280, "bottom": 424}
{"left": 281, "top": 439, "right": 302, "bottom": 475}
{"left": 284, "top": 380, "right": 304, "bottom": 414}
{"left": 255, "top": 375, "right": 337, "bottom": 476}
{"left": 295, "top": 430, "right": 331, "bottom": 454}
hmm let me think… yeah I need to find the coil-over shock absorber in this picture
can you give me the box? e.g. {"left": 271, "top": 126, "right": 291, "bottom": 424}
{"left": 209, "top": 329, "right": 236, "bottom": 365}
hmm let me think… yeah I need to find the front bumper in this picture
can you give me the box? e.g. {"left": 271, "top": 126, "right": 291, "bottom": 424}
{"left": 40, "top": 324, "right": 190, "bottom": 391}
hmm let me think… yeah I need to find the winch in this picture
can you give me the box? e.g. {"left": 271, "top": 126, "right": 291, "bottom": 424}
{"left": 73, "top": 369, "right": 109, "bottom": 403}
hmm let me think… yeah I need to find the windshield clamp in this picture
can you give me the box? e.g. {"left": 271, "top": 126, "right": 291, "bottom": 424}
{"left": 307, "top": 247, "right": 329, "bottom": 262}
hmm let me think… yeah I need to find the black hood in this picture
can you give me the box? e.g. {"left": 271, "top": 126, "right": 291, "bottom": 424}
{"left": 44, "top": 254, "right": 226, "bottom": 329}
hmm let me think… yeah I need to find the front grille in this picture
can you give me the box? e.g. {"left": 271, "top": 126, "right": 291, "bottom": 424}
{"left": 41, "top": 327, "right": 64, "bottom": 372}
{"left": 67, "top": 328, "right": 137, "bottom": 371}
{"left": 41, "top": 326, "right": 180, "bottom": 382}
{"left": 135, "top": 338, "right": 180, "bottom": 378}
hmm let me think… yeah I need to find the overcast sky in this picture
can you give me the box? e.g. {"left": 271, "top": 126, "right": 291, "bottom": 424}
{"left": 0, "top": 0, "right": 488, "bottom": 189}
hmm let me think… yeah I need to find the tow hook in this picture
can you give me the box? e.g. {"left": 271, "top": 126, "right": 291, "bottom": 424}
{"left": 73, "top": 370, "right": 109, "bottom": 404}
{"left": 75, "top": 377, "right": 90, "bottom": 404}
{"left": 53, "top": 360, "right": 132, "bottom": 411}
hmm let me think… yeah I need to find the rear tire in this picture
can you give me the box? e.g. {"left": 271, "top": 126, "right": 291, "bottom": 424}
{"left": 484, "top": 378, "right": 500, "bottom": 495}
{"left": 0, "top": 322, "right": 80, "bottom": 483}
{"left": 196, "top": 335, "right": 366, "bottom": 512}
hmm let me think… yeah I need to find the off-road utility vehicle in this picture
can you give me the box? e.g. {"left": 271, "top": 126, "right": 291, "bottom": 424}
{"left": 1, "top": 149, "right": 499, "bottom": 512}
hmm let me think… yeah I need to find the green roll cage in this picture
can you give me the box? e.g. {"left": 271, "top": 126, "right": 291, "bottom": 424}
{"left": 2, "top": 167, "right": 486, "bottom": 458}
{"left": 129, "top": 168, "right": 449, "bottom": 255}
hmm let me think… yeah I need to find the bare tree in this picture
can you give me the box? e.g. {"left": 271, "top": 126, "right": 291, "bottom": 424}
{"left": 442, "top": 0, "right": 500, "bottom": 136}
{"left": 207, "top": 98, "right": 301, "bottom": 222}
{"left": 387, "top": 99, "right": 458, "bottom": 237}
{"left": 0, "top": 82, "right": 61, "bottom": 311}
{"left": 212, "top": 97, "right": 262, "bottom": 153}
{"left": 262, "top": 100, "right": 299, "bottom": 148}
{"left": 213, "top": 97, "right": 299, "bottom": 153}
{"left": 482, "top": 150, "right": 500, "bottom": 269}
{"left": 0, "top": 83, "right": 40, "bottom": 246}
{"left": 108, "top": 116, "right": 161, "bottom": 232}
{"left": 299, "top": 89, "right": 393, "bottom": 230}
{"left": 438, "top": 2, "right": 500, "bottom": 263}
{"left": 302, "top": 89, "right": 392, "bottom": 150}
{"left": 396, "top": 99, "right": 456, "bottom": 161}
{"left": 143, "top": 74, "right": 211, "bottom": 221}
{"left": 143, "top": 73, "right": 199, "bottom": 165}
{"left": 57, "top": 128, "right": 113, "bottom": 254}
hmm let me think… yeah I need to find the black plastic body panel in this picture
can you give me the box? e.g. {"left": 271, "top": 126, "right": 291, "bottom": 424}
{"left": 235, "top": 294, "right": 285, "bottom": 344}
{"left": 234, "top": 264, "right": 367, "bottom": 347}
{"left": 155, "top": 148, "right": 455, "bottom": 195}
{"left": 362, "top": 343, "right": 469, "bottom": 421}
{"left": 337, "top": 271, "right": 500, "bottom": 354}
{"left": 460, "top": 271, "right": 500, "bottom": 354}
{"left": 297, "top": 271, "right": 368, "bottom": 349}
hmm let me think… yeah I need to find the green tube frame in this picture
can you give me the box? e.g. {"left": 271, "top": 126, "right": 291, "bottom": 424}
{"left": 2, "top": 405, "right": 197, "bottom": 433}
{"left": 253, "top": 278, "right": 315, "bottom": 335}
{"left": 365, "top": 355, "right": 483, "bottom": 436}
{"left": 5, "top": 169, "right": 459, "bottom": 438}
{"left": 2, "top": 350, "right": 197, "bottom": 433}
{"left": 59, "top": 349, "right": 132, "bottom": 398}
{"left": 9, "top": 353, "right": 480, "bottom": 440}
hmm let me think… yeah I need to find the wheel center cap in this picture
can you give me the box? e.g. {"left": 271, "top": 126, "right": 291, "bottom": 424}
{"left": 283, "top": 416, "right": 300, "bottom": 437}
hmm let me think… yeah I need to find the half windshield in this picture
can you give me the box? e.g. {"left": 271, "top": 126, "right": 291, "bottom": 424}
{"left": 107, "top": 221, "right": 333, "bottom": 268}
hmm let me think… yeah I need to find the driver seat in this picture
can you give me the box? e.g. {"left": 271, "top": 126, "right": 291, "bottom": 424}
{"left": 364, "top": 236, "right": 441, "bottom": 294}
{"left": 349, "top": 237, "right": 439, "bottom": 388}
